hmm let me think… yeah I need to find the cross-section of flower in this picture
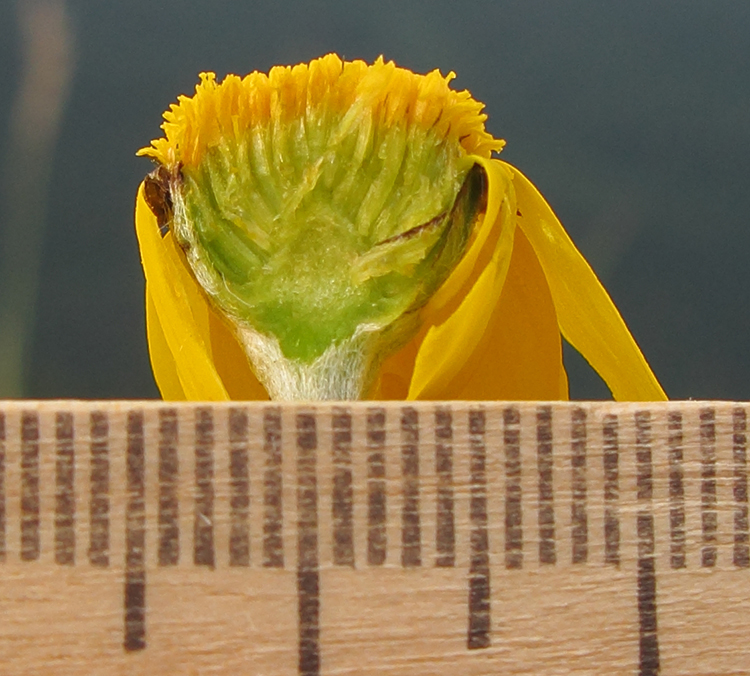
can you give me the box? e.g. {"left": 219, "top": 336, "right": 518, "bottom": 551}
{"left": 135, "top": 54, "right": 666, "bottom": 402}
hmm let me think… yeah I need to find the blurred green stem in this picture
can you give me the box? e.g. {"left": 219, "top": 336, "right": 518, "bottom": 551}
{"left": 0, "top": 0, "right": 75, "bottom": 397}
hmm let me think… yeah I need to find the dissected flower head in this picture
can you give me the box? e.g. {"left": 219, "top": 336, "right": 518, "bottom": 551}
{"left": 135, "top": 54, "right": 666, "bottom": 402}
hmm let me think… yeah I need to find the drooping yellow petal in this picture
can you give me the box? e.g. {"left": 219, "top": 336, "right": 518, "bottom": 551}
{"left": 136, "top": 183, "right": 240, "bottom": 400}
{"left": 405, "top": 157, "right": 517, "bottom": 400}
{"left": 447, "top": 226, "right": 568, "bottom": 400}
{"left": 145, "top": 288, "right": 186, "bottom": 400}
{"left": 505, "top": 161, "right": 666, "bottom": 401}
{"left": 207, "top": 309, "right": 269, "bottom": 400}
{"left": 370, "top": 337, "right": 415, "bottom": 400}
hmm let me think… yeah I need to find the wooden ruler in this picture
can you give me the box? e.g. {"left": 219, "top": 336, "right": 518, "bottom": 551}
{"left": 0, "top": 400, "right": 748, "bottom": 675}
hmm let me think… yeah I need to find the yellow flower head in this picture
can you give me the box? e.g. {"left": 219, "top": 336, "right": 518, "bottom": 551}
{"left": 135, "top": 54, "right": 666, "bottom": 402}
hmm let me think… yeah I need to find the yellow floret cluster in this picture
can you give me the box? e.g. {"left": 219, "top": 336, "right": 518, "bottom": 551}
{"left": 138, "top": 53, "right": 504, "bottom": 170}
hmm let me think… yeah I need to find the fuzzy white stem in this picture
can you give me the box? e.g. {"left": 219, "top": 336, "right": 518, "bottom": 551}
{"left": 236, "top": 326, "right": 379, "bottom": 401}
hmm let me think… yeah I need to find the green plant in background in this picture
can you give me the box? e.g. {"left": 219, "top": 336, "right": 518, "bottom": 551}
{"left": 0, "top": 0, "right": 75, "bottom": 398}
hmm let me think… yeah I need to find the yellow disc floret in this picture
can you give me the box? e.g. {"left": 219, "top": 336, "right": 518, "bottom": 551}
{"left": 137, "top": 54, "right": 504, "bottom": 169}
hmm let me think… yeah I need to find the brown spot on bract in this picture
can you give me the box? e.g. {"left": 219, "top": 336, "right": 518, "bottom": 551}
{"left": 143, "top": 165, "right": 174, "bottom": 237}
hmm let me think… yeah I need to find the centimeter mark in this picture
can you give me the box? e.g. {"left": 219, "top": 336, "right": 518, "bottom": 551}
{"left": 467, "top": 409, "right": 490, "bottom": 649}
{"left": 636, "top": 411, "right": 659, "bottom": 676}
{"left": 297, "top": 412, "right": 320, "bottom": 676}
{"left": 2, "top": 404, "right": 750, "bottom": 675}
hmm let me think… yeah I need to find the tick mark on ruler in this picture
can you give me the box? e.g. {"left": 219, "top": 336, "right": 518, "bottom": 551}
{"left": 667, "top": 411, "right": 686, "bottom": 569}
{"left": 733, "top": 407, "right": 749, "bottom": 568}
{"left": 21, "top": 411, "right": 40, "bottom": 562}
{"left": 401, "top": 407, "right": 421, "bottom": 568}
{"left": 637, "top": 514, "right": 659, "bottom": 676}
{"left": 602, "top": 415, "right": 620, "bottom": 566}
{"left": 435, "top": 407, "right": 455, "bottom": 568}
{"left": 504, "top": 407, "right": 522, "bottom": 569}
{"left": 89, "top": 411, "right": 109, "bottom": 567}
{"left": 158, "top": 408, "right": 179, "bottom": 567}
{"left": 537, "top": 406, "right": 556, "bottom": 565}
{"left": 0, "top": 411, "right": 5, "bottom": 563}
{"left": 194, "top": 408, "right": 215, "bottom": 568}
{"left": 297, "top": 412, "right": 320, "bottom": 676}
{"left": 468, "top": 409, "right": 490, "bottom": 650}
{"left": 700, "top": 408, "right": 717, "bottom": 568}
{"left": 332, "top": 408, "right": 353, "bottom": 567}
{"left": 124, "top": 411, "right": 146, "bottom": 652}
{"left": 55, "top": 412, "right": 75, "bottom": 566}
{"left": 571, "top": 407, "right": 588, "bottom": 564}
{"left": 229, "top": 408, "right": 250, "bottom": 567}
{"left": 635, "top": 411, "right": 660, "bottom": 676}
{"left": 367, "top": 408, "right": 387, "bottom": 566}
{"left": 263, "top": 407, "right": 283, "bottom": 568}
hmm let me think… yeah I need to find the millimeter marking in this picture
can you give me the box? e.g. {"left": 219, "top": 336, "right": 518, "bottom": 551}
{"left": 158, "top": 408, "right": 179, "bottom": 567}
{"left": 537, "top": 406, "right": 556, "bottom": 565}
{"left": 332, "top": 408, "right": 353, "bottom": 568}
{"left": 124, "top": 411, "right": 146, "bottom": 652}
{"left": 366, "top": 408, "right": 386, "bottom": 566}
{"left": 194, "top": 408, "right": 215, "bottom": 568}
{"left": 88, "top": 411, "right": 109, "bottom": 567}
{"left": 401, "top": 407, "right": 421, "bottom": 568}
{"left": 602, "top": 414, "right": 620, "bottom": 566}
{"left": 734, "top": 407, "right": 750, "bottom": 568}
{"left": 54, "top": 412, "right": 75, "bottom": 566}
{"left": 263, "top": 407, "right": 283, "bottom": 569}
{"left": 504, "top": 407, "right": 522, "bottom": 570}
{"left": 701, "top": 408, "right": 718, "bottom": 568}
{"left": 1, "top": 401, "right": 750, "bottom": 675}
{"left": 467, "top": 409, "right": 490, "bottom": 649}
{"left": 636, "top": 411, "right": 660, "bottom": 676}
{"left": 667, "top": 411, "right": 686, "bottom": 569}
{"left": 20, "top": 411, "right": 40, "bottom": 561}
{"left": 0, "top": 412, "right": 5, "bottom": 563}
{"left": 229, "top": 407, "right": 250, "bottom": 567}
{"left": 435, "top": 407, "right": 455, "bottom": 568}
{"left": 297, "top": 412, "right": 320, "bottom": 676}
{"left": 570, "top": 407, "right": 588, "bottom": 564}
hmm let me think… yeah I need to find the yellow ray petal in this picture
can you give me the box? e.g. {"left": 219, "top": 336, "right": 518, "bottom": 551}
{"left": 504, "top": 161, "right": 666, "bottom": 401}
{"left": 145, "top": 288, "right": 186, "bottom": 400}
{"left": 135, "top": 183, "right": 230, "bottom": 400}
{"left": 207, "top": 310, "right": 269, "bottom": 400}
{"left": 406, "top": 157, "right": 517, "bottom": 400}
{"left": 369, "top": 335, "right": 416, "bottom": 400}
{"left": 447, "top": 226, "right": 568, "bottom": 400}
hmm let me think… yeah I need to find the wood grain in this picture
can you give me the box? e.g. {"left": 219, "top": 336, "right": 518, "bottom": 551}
{"left": 0, "top": 400, "right": 747, "bottom": 675}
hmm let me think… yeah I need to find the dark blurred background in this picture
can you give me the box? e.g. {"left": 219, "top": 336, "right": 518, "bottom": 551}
{"left": 1, "top": 0, "right": 749, "bottom": 400}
